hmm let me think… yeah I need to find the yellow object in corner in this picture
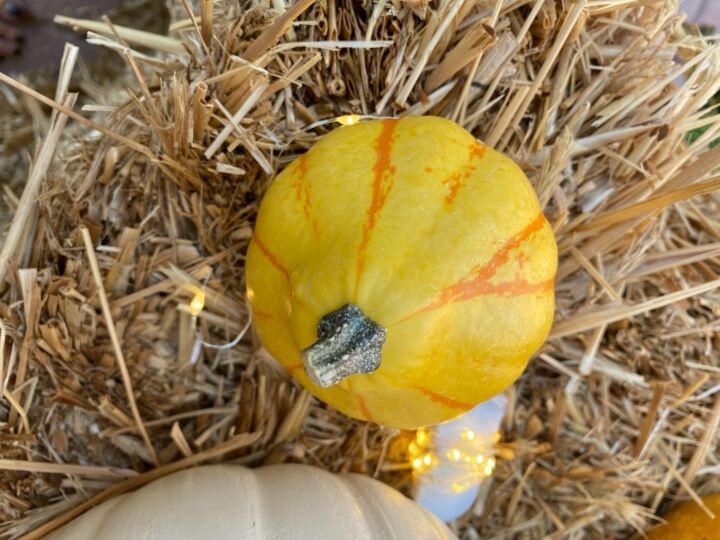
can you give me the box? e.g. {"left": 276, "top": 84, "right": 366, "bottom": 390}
{"left": 246, "top": 116, "right": 557, "bottom": 429}
{"left": 647, "top": 495, "right": 720, "bottom": 540}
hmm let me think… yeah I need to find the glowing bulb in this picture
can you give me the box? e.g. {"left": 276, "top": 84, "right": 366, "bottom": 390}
{"left": 423, "top": 454, "right": 433, "bottom": 466}
{"left": 475, "top": 454, "right": 484, "bottom": 464}
{"left": 189, "top": 291, "right": 206, "bottom": 316}
{"left": 336, "top": 114, "right": 361, "bottom": 126}
{"left": 486, "top": 457, "right": 496, "bottom": 468}
{"left": 448, "top": 449, "right": 461, "bottom": 461}
{"left": 412, "top": 458, "right": 423, "bottom": 470}
{"left": 416, "top": 430, "right": 428, "bottom": 447}
{"left": 465, "top": 430, "right": 475, "bottom": 440}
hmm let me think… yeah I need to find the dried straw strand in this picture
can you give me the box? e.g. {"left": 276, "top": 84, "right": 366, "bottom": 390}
{"left": 80, "top": 227, "right": 158, "bottom": 466}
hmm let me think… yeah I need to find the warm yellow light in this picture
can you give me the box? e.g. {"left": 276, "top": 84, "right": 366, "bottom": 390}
{"left": 423, "top": 454, "right": 432, "bottom": 466}
{"left": 448, "top": 449, "right": 461, "bottom": 461}
{"left": 189, "top": 291, "right": 206, "bottom": 316}
{"left": 336, "top": 114, "right": 361, "bottom": 126}
{"left": 464, "top": 430, "right": 475, "bottom": 441}
{"left": 486, "top": 457, "right": 496, "bottom": 468}
{"left": 475, "top": 454, "right": 484, "bottom": 464}
{"left": 409, "top": 442, "right": 419, "bottom": 456}
{"left": 416, "top": 430, "right": 428, "bottom": 447}
{"left": 412, "top": 458, "right": 423, "bottom": 469}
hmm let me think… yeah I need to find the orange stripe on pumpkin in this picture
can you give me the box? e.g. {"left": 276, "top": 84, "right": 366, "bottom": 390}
{"left": 253, "top": 235, "right": 290, "bottom": 280}
{"left": 449, "top": 212, "right": 547, "bottom": 291}
{"left": 253, "top": 239, "right": 313, "bottom": 315}
{"left": 398, "top": 213, "right": 550, "bottom": 322}
{"left": 411, "top": 385, "right": 473, "bottom": 411}
{"left": 354, "top": 119, "right": 399, "bottom": 297}
{"left": 443, "top": 142, "right": 487, "bottom": 204}
{"left": 481, "top": 276, "right": 555, "bottom": 296}
{"left": 469, "top": 141, "right": 486, "bottom": 159}
{"left": 253, "top": 309, "right": 274, "bottom": 322}
{"left": 356, "top": 395, "right": 373, "bottom": 422}
{"left": 292, "top": 154, "right": 320, "bottom": 235}
{"left": 287, "top": 362, "right": 304, "bottom": 373}
{"left": 442, "top": 171, "right": 464, "bottom": 204}
{"left": 298, "top": 153, "right": 309, "bottom": 176}
{"left": 431, "top": 212, "right": 548, "bottom": 304}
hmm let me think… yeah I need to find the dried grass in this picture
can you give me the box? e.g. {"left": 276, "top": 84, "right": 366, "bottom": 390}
{"left": 1, "top": 0, "right": 719, "bottom": 538}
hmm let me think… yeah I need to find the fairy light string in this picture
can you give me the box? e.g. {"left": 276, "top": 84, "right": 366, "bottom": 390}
{"left": 184, "top": 279, "right": 253, "bottom": 362}
{"left": 301, "top": 113, "right": 395, "bottom": 133}
{"left": 411, "top": 396, "right": 508, "bottom": 520}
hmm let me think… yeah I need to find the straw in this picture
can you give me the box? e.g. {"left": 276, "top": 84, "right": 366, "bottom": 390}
{"left": 1, "top": 1, "right": 720, "bottom": 538}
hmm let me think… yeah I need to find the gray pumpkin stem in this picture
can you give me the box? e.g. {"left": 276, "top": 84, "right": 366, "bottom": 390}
{"left": 302, "top": 304, "right": 386, "bottom": 388}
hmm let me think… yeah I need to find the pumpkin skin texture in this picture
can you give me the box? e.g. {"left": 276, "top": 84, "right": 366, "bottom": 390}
{"left": 646, "top": 495, "right": 720, "bottom": 540}
{"left": 246, "top": 116, "right": 557, "bottom": 429}
{"left": 49, "top": 465, "right": 456, "bottom": 540}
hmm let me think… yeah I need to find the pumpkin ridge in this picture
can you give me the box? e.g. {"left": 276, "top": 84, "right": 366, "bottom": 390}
{"left": 335, "top": 475, "right": 402, "bottom": 540}
{"left": 361, "top": 135, "right": 478, "bottom": 317}
{"left": 410, "top": 385, "right": 474, "bottom": 411}
{"left": 354, "top": 119, "right": 399, "bottom": 298}
{"left": 394, "top": 212, "right": 549, "bottom": 324}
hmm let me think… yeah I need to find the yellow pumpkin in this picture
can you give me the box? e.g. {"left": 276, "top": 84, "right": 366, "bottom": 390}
{"left": 246, "top": 116, "right": 557, "bottom": 429}
{"left": 647, "top": 495, "right": 720, "bottom": 540}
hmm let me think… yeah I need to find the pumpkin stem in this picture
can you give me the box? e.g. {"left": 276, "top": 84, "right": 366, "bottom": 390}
{"left": 302, "top": 304, "right": 386, "bottom": 388}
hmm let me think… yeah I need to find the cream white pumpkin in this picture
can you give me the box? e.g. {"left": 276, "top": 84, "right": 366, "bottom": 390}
{"left": 49, "top": 464, "right": 457, "bottom": 539}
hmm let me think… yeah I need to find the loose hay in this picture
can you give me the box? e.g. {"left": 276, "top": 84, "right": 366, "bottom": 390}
{"left": 1, "top": 0, "right": 720, "bottom": 538}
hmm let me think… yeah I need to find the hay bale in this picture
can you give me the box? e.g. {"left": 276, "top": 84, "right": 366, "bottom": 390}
{"left": 1, "top": 0, "right": 719, "bottom": 538}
